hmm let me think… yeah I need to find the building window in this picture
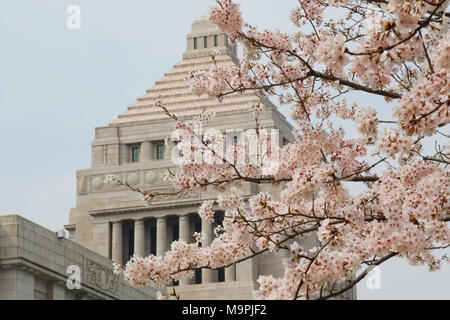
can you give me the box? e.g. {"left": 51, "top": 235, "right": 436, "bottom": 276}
{"left": 233, "top": 135, "right": 238, "bottom": 145}
{"left": 194, "top": 37, "right": 197, "bottom": 49}
{"left": 156, "top": 144, "right": 164, "bottom": 160}
{"left": 131, "top": 146, "right": 140, "bottom": 163}
{"left": 204, "top": 36, "right": 208, "bottom": 48}
{"left": 214, "top": 35, "right": 218, "bottom": 47}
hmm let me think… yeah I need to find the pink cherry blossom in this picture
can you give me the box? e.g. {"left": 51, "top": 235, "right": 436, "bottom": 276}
{"left": 117, "top": 0, "right": 450, "bottom": 300}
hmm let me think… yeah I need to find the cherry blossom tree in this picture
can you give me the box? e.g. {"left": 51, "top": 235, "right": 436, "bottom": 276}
{"left": 111, "top": 0, "right": 449, "bottom": 300}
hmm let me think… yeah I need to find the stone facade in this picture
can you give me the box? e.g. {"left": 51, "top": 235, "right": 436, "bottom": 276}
{"left": 0, "top": 215, "right": 158, "bottom": 300}
{"left": 65, "top": 13, "right": 355, "bottom": 300}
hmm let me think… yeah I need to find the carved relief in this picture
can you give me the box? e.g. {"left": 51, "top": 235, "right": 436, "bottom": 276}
{"left": 127, "top": 172, "right": 140, "bottom": 185}
{"left": 144, "top": 170, "right": 157, "bottom": 184}
{"left": 153, "top": 187, "right": 200, "bottom": 202}
{"left": 89, "top": 167, "right": 180, "bottom": 193}
{"left": 91, "top": 176, "right": 104, "bottom": 189}
{"left": 111, "top": 178, "right": 121, "bottom": 187}
{"left": 85, "top": 259, "right": 119, "bottom": 294}
{"left": 77, "top": 176, "right": 87, "bottom": 195}
{"left": 144, "top": 167, "right": 178, "bottom": 185}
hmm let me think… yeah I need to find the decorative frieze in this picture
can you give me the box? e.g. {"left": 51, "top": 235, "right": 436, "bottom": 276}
{"left": 84, "top": 259, "right": 119, "bottom": 294}
{"left": 127, "top": 172, "right": 140, "bottom": 185}
{"left": 152, "top": 187, "right": 200, "bottom": 202}
{"left": 86, "top": 167, "right": 179, "bottom": 193}
{"left": 77, "top": 176, "right": 87, "bottom": 196}
{"left": 144, "top": 170, "right": 158, "bottom": 184}
{"left": 91, "top": 176, "right": 104, "bottom": 189}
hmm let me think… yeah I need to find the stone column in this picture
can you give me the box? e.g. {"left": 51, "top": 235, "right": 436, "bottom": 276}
{"left": 225, "top": 265, "right": 236, "bottom": 282}
{"left": 201, "top": 219, "right": 214, "bottom": 284}
{"left": 179, "top": 214, "right": 192, "bottom": 286}
{"left": 179, "top": 215, "right": 190, "bottom": 242}
{"left": 134, "top": 219, "right": 145, "bottom": 257}
{"left": 156, "top": 217, "right": 167, "bottom": 256}
{"left": 141, "top": 142, "right": 152, "bottom": 161}
{"left": 112, "top": 221, "right": 123, "bottom": 264}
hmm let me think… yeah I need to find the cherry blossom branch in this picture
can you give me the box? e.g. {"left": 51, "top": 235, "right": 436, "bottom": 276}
{"left": 118, "top": 0, "right": 450, "bottom": 299}
{"left": 223, "top": 33, "right": 403, "bottom": 99}
{"left": 293, "top": 235, "right": 335, "bottom": 300}
{"left": 317, "top": 252, "right": 399, "bottom": 300}
{"left": 325, "top": 157, "right": 387, "bottom": 183}
{"left": 346, "top": 0, "right": 447, "bottom": 56}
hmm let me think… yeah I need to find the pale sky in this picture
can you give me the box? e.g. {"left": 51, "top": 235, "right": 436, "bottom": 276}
{"left": 0, "top": 0, "right": 448, "bottom": 299}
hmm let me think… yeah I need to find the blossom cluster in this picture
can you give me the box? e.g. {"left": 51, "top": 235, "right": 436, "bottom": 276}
{"left": 376, "top": 128, "right": 414, "bottom": 159}
{"left": 119, "top": 0, "right": 450, "bottom": 300}
{"left": 314, "top": 34, "right": 349, "bottom": 77}
{"left": 209, "top": 0, "right": 243, "bottom": 43}
{"left": 394, "top": 70, "right": 449, "bottom": 136}
{"left": 354, "top": 106, "right": 379, "bottom": 137}
{"left": 198, "top": 200, "right": 215, "bottom": 222}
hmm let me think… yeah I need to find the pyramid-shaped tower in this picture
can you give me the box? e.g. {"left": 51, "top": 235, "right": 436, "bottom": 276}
{"left": 111, "top": 13, "right": 248, "bottom": 125}
{"left": 65, "top": 13, "right": 322, "bottom": 300}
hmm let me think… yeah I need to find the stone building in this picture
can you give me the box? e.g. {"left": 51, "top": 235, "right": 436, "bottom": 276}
{"left": 0, "top": 215, "right": 157, "bottom": 300}
{"left": 65, "top": 13, "right": 355, "bottom": 300}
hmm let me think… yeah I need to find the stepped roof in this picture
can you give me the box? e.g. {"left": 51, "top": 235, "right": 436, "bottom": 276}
{"left": 110, "top": 12, "right": 273, "bottom": 126}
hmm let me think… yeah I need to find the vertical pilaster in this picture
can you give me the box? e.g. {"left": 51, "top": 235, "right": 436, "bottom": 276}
{"left": 93, "top": 222, "right": 110, "bottom": 258}
{"left": 225, "top": 265, "right": 236, "bottom": 282}
{"left": 140, "top": 142, "right": 152, "bottom": 161}
{"left": 119, "top": 144, "right": 128, "bottom": 165}
{"left": 47, "top": 281, "right": 65, "bottom": 300}
{"left": 164, "top": 140, "right": 174, "bottom": 160}
{"left": 236, "top": 256, "right": 259, "bottom": 282}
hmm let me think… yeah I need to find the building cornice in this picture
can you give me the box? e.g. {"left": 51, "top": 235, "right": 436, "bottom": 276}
{"left": 89, "top": 201, "right": 202, "bottom": 217}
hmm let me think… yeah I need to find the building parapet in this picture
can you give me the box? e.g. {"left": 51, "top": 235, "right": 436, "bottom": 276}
{"left": 0, "top": 215, "right": 159, "bottom": 300}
